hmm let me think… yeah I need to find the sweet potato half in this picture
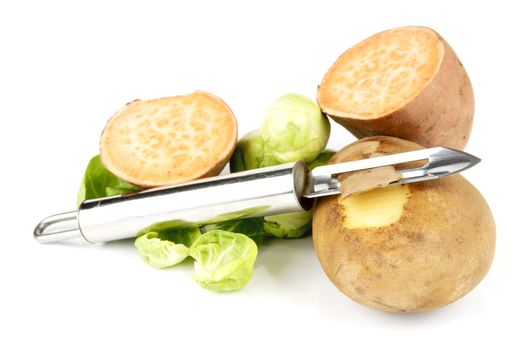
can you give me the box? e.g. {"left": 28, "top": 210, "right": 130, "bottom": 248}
{"left": 100, "top": 91, "right": 238, "bottom": 187}
{"left": 317, "top": 26, "right": 474, "bottom": 149}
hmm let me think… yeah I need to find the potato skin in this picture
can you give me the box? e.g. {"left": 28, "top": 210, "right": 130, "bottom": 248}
{"left": 312, "top": 137, "right": 495, "bottom": 312}
{"left": 318, "top": 27, "right": 474, "bottom": 150}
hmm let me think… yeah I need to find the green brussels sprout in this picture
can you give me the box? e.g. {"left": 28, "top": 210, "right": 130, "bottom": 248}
{"left": 263, "top": 210, "right": 313, "bottom": 239}
{"left": 134, "top": 225, "right": 201, "bottom": 269}
{"left": 229, "top": 130, "right": 279, "bottom": 172}
{"left": 228, "top": 95, "right": 332, "bottom": 240}
{"left": 189, "top": 230, "right": 258, "bottom": 292}
{"left": 261, "top": 93, "right": 330, "bottom": 164}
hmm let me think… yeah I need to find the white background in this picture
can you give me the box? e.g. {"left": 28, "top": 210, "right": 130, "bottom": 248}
{"left": 1, "top": 0, "right": 523, "bottom": 349}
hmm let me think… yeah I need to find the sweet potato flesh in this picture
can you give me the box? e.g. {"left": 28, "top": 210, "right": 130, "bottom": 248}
{"left": 318, "top": 27, "right": 444, "bottom": 119}
{"left": 100, "top": 92, "right": 237, "bottom": 187}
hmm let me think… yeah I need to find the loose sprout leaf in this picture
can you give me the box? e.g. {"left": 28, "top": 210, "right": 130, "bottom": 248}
{"left": 202, "top": 217, "right": 265, "bottom": 245}
{"left": 77, "top": 155, "right": 140, "bottom": 207}
{"left": 189, "top": 230, "right": 258, "bottom": 292}
{"left": 202, "top": 206, "right": 270, "bottom": 224}
{"left": 135, "top": 223, "right": 201, "bottom": 269}
{"left": 136, "top": 220, "right": 201, "bottom": 246}
{"left": 135, "top": 232, "right": 192, "bottom": 269}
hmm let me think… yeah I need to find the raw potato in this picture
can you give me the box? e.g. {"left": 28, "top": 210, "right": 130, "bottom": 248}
{"left": 313, "top": 136, "right": 495, "bottom": 312}
{"left": 317, "top": 26, "right": 474, "bottom": 149}
{"left": 100, "top": 91, "right": 238, "bottom": 187}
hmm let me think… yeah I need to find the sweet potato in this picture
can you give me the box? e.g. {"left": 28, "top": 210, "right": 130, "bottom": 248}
{"left": 317, "top": 26, "right": 474, "bottom": 149}
{"left": 100, "top": 91, "right": 237, "bottom": 187}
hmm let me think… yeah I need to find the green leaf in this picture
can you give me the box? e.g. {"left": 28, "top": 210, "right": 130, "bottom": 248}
{"left": 306, "top": 150, "right": 335, "bottom": 170}
{"left": 135, "top": 232, "right": 188, "bottom": 269}
{"left": 137, "top": 221, "right": 200, "bottom": 244}
{"left": 202, "top": 217, "right": 265, "bottom": 245}
{"left": 77, "top": 155, "right": 140, "bottom": 207}
{"left": 135, "top": 224, "right": 201, "bottom": 269}
{"left": 201, "top": 206, "right": 271, "bottom": 224}
{"left": 189, "top": 230, "right": 258, "bottom": 292}
{"left": 263, "top": 210, "right": 313, "bottom": 239}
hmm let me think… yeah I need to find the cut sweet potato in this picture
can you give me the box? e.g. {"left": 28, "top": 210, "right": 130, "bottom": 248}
{"left": 100, "top": 91, "right": 238, "bottom": 187}
{"left": 318, "top": 26, "right": 474, "bottom": 149}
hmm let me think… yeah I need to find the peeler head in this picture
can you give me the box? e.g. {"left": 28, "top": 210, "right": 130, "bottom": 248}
{"left": 303, "top": 147, "right": 482, "bottom": 198}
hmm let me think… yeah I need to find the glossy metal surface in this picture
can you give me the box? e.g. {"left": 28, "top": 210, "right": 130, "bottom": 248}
{"left": 34, "top": 147, "right": 480, "bottom": 244}
{"left": 33, "top": 211, "right": 82, "bottom": 243}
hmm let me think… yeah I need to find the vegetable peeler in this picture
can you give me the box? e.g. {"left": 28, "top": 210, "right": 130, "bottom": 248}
{"left": 34, "top": 147, "right": 480, "bottom": 244}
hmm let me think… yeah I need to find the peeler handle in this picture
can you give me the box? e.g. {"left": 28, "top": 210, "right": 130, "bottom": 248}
{"left": 34, "top": 211, "right": 82, "bottom": 243}
{"left": 35, "top": 161, "right": 311, "bottom": 244}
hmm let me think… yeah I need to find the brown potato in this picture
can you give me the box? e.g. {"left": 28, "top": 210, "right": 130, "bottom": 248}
{"left": 312, "top": 136, "right": 495, "bottom": 312}
{"left": 317, "top": 26, "right": 474, "bottom": 149}
{"left": 100, "top": 91, "right": 238, "bottom": 187}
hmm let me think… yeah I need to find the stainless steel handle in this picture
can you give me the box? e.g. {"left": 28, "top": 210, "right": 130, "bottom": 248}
{"left": 33, "top": 211, "right": 82, "bottom": 243}
{"left": 34, "top": 162, "right": 311, "bottom": 243}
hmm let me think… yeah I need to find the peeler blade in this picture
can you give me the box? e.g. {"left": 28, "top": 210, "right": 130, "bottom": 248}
{"left": 303, "top": 147, "right": 481, "bottom": 198}
{"left": 394, "top": 147, "right": 480, "bottom": 184}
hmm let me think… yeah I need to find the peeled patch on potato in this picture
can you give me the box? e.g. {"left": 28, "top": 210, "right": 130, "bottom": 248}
{"left": 317, "top": 26, "right": 474, "bottom": 149}
{"left": 100, "top": 91, "right": 238, "bottom": 187}
{"left": 313, "top": 136, "right": 495, "bottom": 312}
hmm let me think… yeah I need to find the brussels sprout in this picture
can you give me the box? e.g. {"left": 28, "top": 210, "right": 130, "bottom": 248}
{"left": 228, "top": 95, "right": 332, "bottom": 240}
{"left": 261, "top": 93, "right": 330, "bottom": 163}
{"left": 263, "top": 210, "right": 313, "bottom": 239}
{"left": 134, "top": 225, "right": 201, "bottom": 269}
{"left": 229, "top": 130, "right": 279, "bottom": 172}
{"left": 202, "top": 217, "right": 265, "bottom": 246}
{"left": 189, "top": 230, "right": 257, "bottom": 292}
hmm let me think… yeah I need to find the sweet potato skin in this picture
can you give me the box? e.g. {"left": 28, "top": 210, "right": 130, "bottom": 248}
{"left": 312, "top": 137, "right": 495, "bottom": 312}
{"left": 318, "top": 27, "right": 474, "bottom": 150}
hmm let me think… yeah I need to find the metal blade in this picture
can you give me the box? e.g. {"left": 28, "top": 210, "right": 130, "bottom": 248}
{"left": 303, "top": 147, "right": 481, "bottom": 198}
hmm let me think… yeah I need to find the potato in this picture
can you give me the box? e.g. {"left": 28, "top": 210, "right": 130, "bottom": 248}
{"left": 312, "top": 136, "right": 495, "bottom": 312}
{"left": 317, "top": 26, "right": 474, "bottom": 149}
{"left": 100, "top": 91, "right": 238, "bottom": 187}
